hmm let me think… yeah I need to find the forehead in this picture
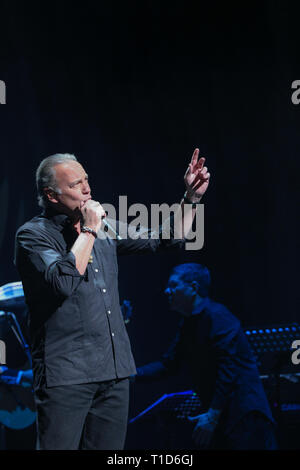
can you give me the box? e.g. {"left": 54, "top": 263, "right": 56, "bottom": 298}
{"left": 54, "top": 161, "right": 87, "bottom": 183}
{"left": 168, "top": 274, "right": 182, "bottom": 285}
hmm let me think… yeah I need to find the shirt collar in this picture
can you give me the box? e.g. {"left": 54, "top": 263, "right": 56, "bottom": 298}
{"left": 42, "top": 206, "right": 72, "bottom": 228}
{"left": 191, "top": 296, "right": 210, "bottom": 316}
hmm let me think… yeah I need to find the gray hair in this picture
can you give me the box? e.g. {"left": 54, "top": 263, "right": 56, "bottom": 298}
{"left": 36, "top": 153, "right": 78, "bottom": 208}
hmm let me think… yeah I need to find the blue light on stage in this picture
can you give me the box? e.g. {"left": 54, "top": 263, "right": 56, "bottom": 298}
{"left": 129, "top": 390, "right": 194, "bottom": 423}
{"left": 244, "top": 322, "right": 300, "bottom": 366}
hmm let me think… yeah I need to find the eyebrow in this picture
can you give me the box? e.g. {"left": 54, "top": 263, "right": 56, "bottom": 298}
{"left": 69, "top": 174, "right": 88, "bottom": 186}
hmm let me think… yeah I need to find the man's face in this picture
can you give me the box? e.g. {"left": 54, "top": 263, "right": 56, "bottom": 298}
{"left": 46, "top": 161, "right": 91, "bottom": 215}
{"left": 164, "top": 273, "right": 196, "bottom": 315}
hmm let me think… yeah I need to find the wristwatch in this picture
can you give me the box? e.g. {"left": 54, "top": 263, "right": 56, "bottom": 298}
{"left": 183, "top": 191, "right": 202, "bottom": 208}
{"left": 82, "top": 226, "right": 98, "bottom": 238}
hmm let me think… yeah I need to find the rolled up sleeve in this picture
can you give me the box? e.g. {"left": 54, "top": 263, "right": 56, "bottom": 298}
{"left": 16, "top": 230, "right": 84, "bottom": 299}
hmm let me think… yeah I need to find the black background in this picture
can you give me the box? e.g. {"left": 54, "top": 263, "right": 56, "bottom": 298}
{"left": 0, "top": 0, "right": 299, "bottom": 448}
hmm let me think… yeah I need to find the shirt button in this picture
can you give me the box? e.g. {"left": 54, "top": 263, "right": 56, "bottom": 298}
{"left": 103, "top": 288, "right": 106, "bottom": 293}
{"left": 95, "top": 268, "right": 99, "bottom": 273}
{"left": 112, "top": 332, "right": 115, "bottom": 337}
{"left": 107, "top": 310, "right": 111, "bottom": 314}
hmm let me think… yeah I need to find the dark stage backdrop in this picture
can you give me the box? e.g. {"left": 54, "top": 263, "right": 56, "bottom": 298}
{"left": 0, "top": 1, "right": 299, "bottom": 448}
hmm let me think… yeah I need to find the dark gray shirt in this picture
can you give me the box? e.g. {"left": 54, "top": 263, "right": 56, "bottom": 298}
{"left": 14, "top": 208, "right": 183, "bottom": 390}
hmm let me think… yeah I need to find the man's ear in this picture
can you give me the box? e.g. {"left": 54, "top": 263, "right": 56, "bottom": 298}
{"left": 191, "top": 281, "right": 199, "bottom": 293}
{"left": 43, "top": 187, "right": 59, "bottom": 204}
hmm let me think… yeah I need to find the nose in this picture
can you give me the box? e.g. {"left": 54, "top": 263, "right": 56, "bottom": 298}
{"left": 165, "top": 287, "right": 171, "bottom": 295}
{"left": 82, "top": 181, "right": 90, "bottom": 194}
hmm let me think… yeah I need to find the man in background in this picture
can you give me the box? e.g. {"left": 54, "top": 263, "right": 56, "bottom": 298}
{"left": 136, "top": 263, "right": 277, "bottom": 449}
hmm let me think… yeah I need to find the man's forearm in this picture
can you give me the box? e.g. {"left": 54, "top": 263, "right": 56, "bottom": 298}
{"left": 173, "top": 193, "right": 202, "bottom": 239}
{"left": 71, "top": 232, "right": 96, "bottom": 275}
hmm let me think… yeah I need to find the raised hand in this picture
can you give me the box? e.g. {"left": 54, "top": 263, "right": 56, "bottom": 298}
{"left": 184, "top": 148, "right": 210, "bottom": 202}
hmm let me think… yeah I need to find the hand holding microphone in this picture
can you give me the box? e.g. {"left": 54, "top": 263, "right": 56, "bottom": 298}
{"left": 80, "top": 199, "right": 106, "bottom": 234}
{"left": 80, "top": 200, "right": 122, "bottom": 240}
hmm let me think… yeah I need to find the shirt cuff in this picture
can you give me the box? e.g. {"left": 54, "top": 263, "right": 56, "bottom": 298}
{"left": 57, "top": 251, "right": 84, "bottom": 277}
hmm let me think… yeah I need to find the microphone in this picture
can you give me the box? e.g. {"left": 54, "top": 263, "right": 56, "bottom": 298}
{"left": 101, "top": 218, "right": 122, "bottom": 241}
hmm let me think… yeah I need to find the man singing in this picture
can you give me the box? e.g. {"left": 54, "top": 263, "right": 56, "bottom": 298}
{"left": 14, "top": 149, "right": 209, "bottom": 450}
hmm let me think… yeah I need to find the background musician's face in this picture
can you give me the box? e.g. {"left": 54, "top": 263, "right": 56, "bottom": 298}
{"left": 164, "top": 274, "right": 196, "bottom": 315}
{"left": 45, "top": 161, "right": 91, "bottom": 215}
